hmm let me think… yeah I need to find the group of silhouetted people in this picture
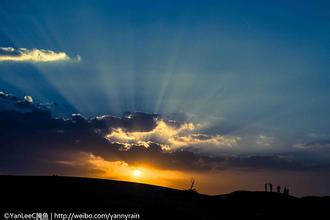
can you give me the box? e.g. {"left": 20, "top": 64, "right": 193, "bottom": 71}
{"left": 265, "top": 182, "right": 289, "bottom": 195}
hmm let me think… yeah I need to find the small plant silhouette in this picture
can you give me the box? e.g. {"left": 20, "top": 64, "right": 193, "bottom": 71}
{"left": 186, "top": 177, "right": 198, "bottom": 194}
{"left": 190, "top": 177, "right": 195, "bottom": 191}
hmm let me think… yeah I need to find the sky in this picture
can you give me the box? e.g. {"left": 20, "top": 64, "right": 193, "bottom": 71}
{"left": 0, "top": 0, "right": 330, "bottom": 196}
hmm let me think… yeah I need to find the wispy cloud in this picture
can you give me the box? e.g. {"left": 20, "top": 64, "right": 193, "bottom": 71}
{"left": 0, "top": 47, "right": 81, "bottom": 63}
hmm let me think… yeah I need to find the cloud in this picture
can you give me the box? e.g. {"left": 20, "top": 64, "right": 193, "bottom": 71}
{"left": 292, "top": 133, "right": 330, "bottom": 152}
{"left": 105, "top": 117, "right": 240, "bottom": 151}
{"left": 1, "top": 92, "right": 329, "bottom": 178}
{"left": 256, "top": 135, "right": 274, "bottom": 147}
{"left": 24, "top": 96, "right": 33, "bottom": 103}
{"left": 0, "top": 91, "right": 52, "bottom": 113}
{"left": 0, "top": 47, "right": 81, "bottom": 63}
{"left": 294, "top": 140, "right": 330, "bottom": 151}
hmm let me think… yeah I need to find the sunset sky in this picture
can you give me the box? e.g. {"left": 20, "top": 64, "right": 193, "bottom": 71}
{"left": 1, "top": 0, "right": 330, "bottom": 196}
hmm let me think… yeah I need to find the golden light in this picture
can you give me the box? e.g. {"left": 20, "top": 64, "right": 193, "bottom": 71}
{"left": 133, "top": 169, "right": 142, "bottom": 177}
{"left": 84, "top": 153, "right": 190, "bottom": 188}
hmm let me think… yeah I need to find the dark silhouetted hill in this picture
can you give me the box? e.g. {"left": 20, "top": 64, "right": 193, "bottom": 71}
{"left": 0, "top": 175, "right": 329, "bottom": 219}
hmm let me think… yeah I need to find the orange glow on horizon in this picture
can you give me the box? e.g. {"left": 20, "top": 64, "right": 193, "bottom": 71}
{"left": 85, "top": 153, "right": 189, "bottom": 188}
{"left": 57, "top": 152, "right": 330, "bottom": 197}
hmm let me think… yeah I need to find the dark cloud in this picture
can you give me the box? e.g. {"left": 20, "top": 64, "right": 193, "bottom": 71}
{"left": 222, "top": 155, "right": 326, "bottom": 171}
{"left": 1, "top": 91, "right": 329, "bottom": 176}
{"left": 90, "top": 112, "right": 160, "bottom": 133}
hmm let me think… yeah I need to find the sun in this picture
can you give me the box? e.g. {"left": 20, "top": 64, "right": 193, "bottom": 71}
{"left": 133, "top": 169, "right": 142, "bottom": 177}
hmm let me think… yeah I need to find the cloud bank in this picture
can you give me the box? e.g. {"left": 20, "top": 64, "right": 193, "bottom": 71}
{"left": 1, "top": 91, "right": 328, "bottom": 176}
{"left": 0, "top": 47, "right": 81, "bottom": 63}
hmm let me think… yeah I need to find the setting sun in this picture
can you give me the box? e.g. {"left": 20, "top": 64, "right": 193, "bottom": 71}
{"left": 133, "top": 169, "right": 142, "bottom": 177}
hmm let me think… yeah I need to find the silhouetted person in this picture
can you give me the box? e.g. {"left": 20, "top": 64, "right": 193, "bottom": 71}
{"left": 283, "top": 188, "right": 287, "bottom": 195}
{"left": 269, "top": 183, "right": 273, "bottom": 192}
{"left": 277, "top": 185, "right": 281, "bottom": 193}
{"left": 283, "top": 187, "right": 290, "bottom": 196}
{"left": 265, "top": 183, "right": 268, "bottom": 192}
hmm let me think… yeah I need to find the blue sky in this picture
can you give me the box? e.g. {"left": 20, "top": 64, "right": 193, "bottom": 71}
{"left": 1, "top": 0, "right": 330, "bottom": 195}
{"left": 1, "top": 1, "right": 330, "bottom": 133}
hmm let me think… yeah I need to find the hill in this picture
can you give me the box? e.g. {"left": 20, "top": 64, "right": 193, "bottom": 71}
{"left": 0, "top": 175, "right": 329, "bottom": 219}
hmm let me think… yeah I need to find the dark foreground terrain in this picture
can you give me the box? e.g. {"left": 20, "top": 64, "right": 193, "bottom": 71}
{"left": 0, "top": 175, "right": 329, "bottom": 219}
